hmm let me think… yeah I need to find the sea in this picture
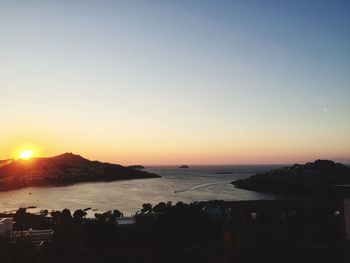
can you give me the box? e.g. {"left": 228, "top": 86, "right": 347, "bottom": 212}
{"left": 0, "top": 165, "right": 284, "bottom": 216}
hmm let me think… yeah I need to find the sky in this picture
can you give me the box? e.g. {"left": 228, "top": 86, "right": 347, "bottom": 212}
{"left": 1, "top": 0, "right": 349, "bottom": 165}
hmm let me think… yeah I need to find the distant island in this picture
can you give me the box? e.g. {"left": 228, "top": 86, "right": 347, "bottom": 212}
{"left": 0, "top": 153, "right": 160, "bottom": 192}
{"left": 179, "top": 165, "right": 189, "bottom": 169}
{"left": 232, "top": 160, "right": 350, "bottom": 199}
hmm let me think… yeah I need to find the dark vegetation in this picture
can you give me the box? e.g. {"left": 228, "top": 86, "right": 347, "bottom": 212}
{"left": 0, "top": 153, "right": 159, "bottom": 191}
{"left": 0, "top": 199, "right": 345, "bottom": 263}
{"left": 127, "top": 165, "right": 145, "bottom": 170}
{"left": 233, "top": 160, "right": 350, "bottom": 199}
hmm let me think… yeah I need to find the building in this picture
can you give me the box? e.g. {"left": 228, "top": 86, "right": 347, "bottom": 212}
{"left": 13, "top": 229, "right": 54, "bottom": 248}
{"left": 116, "top": 217, "right": 136, "bottom": 227}
{"left": 1, "top": 217, "right": 53, "bottom": 249}
{"left": 0, "top": 217, "right": 13, "bottom": 237}
{"left": 335, "top": 185, "right": 350, "bottom": 241}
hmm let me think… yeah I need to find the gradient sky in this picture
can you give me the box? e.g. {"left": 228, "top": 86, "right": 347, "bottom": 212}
{"left": 1, "top": 0, "right": 349, "bottom": 165}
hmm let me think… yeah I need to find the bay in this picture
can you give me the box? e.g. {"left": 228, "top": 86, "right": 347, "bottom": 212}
{"left": 0, "top": 165, "right": 282, "bottom": 216}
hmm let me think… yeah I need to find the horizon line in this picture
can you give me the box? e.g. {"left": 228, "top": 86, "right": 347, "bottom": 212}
{"left": 2, "top": 152, "right": 350, "bottom": 167}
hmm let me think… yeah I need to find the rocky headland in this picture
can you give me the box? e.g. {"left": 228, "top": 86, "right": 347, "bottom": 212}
{"left": 232, "top": 160, "right": 350, "bottom": 199}
{"left": 0, "top": 153, "right": 160, "bottom": 191}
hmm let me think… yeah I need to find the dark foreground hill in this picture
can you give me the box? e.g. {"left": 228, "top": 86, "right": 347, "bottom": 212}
{"left": 0, "top": 153, "right": 160, "bottom": 191}
{"left": 232, "top": 160, "right": 350, "bottom": 199}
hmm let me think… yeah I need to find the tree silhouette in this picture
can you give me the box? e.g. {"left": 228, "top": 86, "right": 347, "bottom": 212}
{"left": 153, "top": 202, "right": 167, "bottom": 213}
{"left": 73, "top": 209, "right": 87, "bottom": 222}
{"left": 61, "top": 208, "right": 72, "bottom": 221}
{"left": 15, "top": 207, "right": 27, "bottom": 231}
{"left": 113, "top": 209, "right": 123, "bottom": 218}
{"left": 141, "top": 203, "right": 153, "bottom": 214}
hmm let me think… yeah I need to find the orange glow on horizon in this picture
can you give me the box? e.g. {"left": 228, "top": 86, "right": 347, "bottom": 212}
{"left": 1, "top": 135, "right": 349, "bottom": 165}
{"left": 19, "top": 150, "right": 34, "bottom": 160}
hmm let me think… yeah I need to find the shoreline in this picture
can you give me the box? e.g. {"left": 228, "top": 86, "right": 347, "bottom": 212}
{"left": 0, "top": 174, "right": 160, "bottom": 193}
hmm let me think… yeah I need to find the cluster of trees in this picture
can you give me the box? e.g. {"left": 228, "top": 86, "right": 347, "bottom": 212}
{"left": 1, "top": 203, "right": 222, "bottom": 262}
{"left": 138, "top": 201, "right": 218, "bottom": 233}
{"left": 1, "top": 200, "right": 344, "bottom": 263}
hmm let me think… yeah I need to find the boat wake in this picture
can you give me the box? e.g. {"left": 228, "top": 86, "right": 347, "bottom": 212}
{"left": 174, "top": 181, "right": 231, "bottom": 193}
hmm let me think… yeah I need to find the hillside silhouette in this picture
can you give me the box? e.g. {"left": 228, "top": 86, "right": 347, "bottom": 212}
{"left": 232, "top": 160, "right": 350, "bottom": 199}
{"left": 0, "top": 153, "right": 160, "bottom": 191}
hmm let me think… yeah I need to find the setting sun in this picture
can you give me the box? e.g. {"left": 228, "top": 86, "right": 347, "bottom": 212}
{"left": 19, "top": 150, "right": 34, "bottom": 160}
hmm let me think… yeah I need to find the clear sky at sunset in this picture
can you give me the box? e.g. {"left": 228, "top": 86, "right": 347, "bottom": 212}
{"left": 1, "top": 0, "right": 349, "bottom": 165}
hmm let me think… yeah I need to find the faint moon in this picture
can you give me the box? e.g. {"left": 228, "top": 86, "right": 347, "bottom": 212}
{"left": 323, "top": 108, "right": 328, "bottom": 112}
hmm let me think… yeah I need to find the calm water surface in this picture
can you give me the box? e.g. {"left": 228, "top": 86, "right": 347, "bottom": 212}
{"left": 0, "top": 165, "right": 283, "bottom": 216}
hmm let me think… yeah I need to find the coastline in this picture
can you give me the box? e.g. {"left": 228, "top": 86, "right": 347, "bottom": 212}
{"left": 0, "top": 173, "right": 160, "bottom": 193}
